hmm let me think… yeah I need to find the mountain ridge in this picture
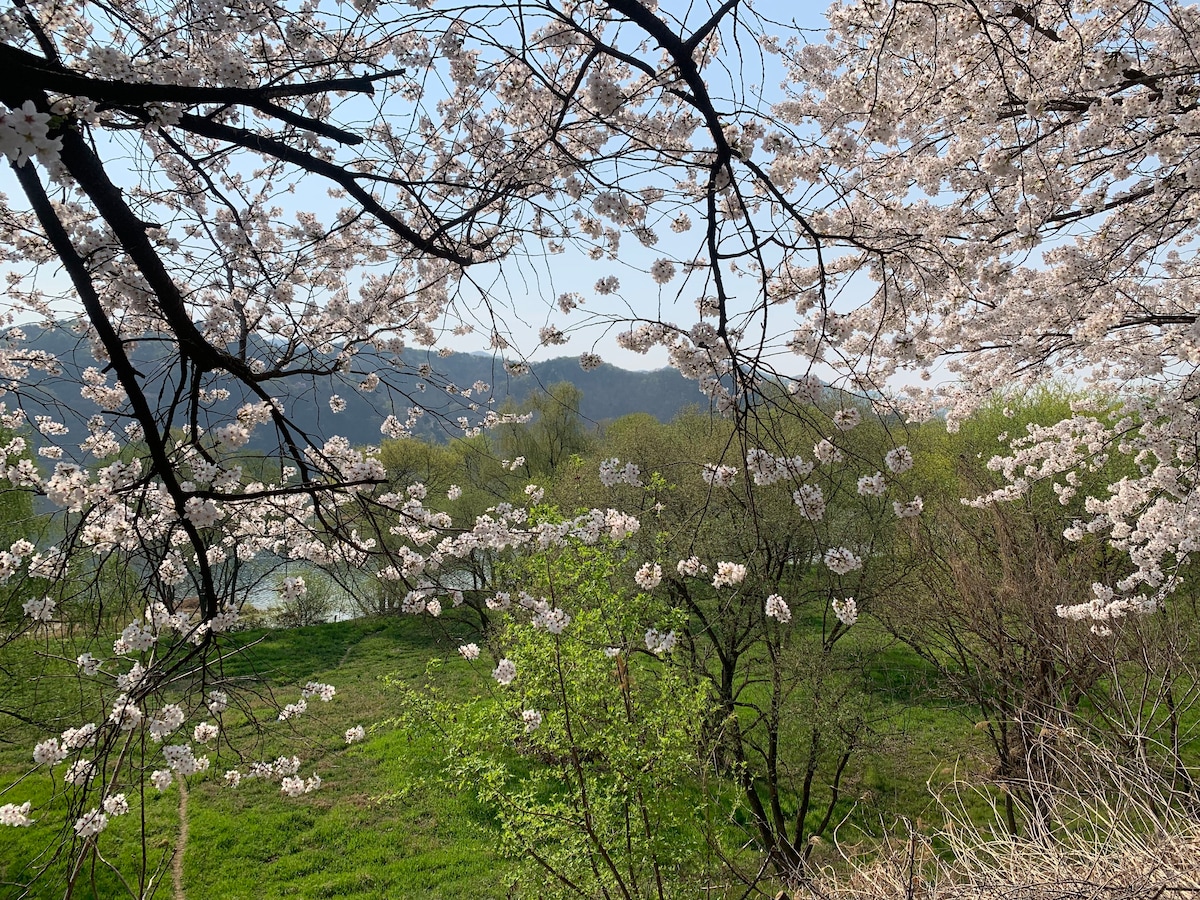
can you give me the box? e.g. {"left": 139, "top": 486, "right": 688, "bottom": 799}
{"left": 9, "top": 324, "right": 709, "bottom": 450}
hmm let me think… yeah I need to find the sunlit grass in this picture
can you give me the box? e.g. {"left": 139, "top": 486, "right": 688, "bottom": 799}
{"left": 0, "top": 610, "right": 1024, "bottom": 898}
{"left": 0, "top": 615, "right": 511, "bottom": 899}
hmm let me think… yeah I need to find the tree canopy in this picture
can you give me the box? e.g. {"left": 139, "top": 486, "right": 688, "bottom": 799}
{"left": 2, "top": 0, "right": 1200, "bottom": 892}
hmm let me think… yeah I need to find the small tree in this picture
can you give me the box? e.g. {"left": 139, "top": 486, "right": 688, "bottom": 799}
{"left": 881, "top": 392, "right": 1200, "bottom": 835}
{"left": 272, "top": 572, "right": 342, "bottom": 628}
{"left": 498, "top": 382, "right": 595, "bottom": 477}
{"left": 546, "top": 405, "right": 918, "bottom": 880}
{"left": 397, "top": 537, "right": 724, "bottom": 899}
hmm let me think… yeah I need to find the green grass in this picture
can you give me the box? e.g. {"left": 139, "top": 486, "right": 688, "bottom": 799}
{"left": 0, "top": 611, "right": 1023, "bottom": 899}
{"left": 183, "top": 617, "right": 511, "bottom": 900}
{"left": 0, "top": 615, "right": 512, "bottom": 899}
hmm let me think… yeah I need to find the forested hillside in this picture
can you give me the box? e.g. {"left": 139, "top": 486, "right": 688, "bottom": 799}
{"left": 11, "top": 324, "right": 706, "bottom": 448}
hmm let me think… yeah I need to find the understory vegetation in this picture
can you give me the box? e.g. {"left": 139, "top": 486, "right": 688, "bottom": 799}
{"left": 4, "top": 386, "right": 1199, "bottom": 898}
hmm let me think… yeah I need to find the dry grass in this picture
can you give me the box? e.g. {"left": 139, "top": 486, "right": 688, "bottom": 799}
{"left": 807, "top": 825, "right": 1200, "bottom": 900}
{"left": 801, "top": 723, "right": 1200, "bottom": 900}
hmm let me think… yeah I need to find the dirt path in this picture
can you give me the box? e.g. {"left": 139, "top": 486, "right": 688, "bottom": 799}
{"left": 165, "top": 625, "right": 371, "bottom": 900}
{"left": 335, "top": 623, "right": 381, "bottom": 669}
{"left": 172, "top": 777, "right": 188, "bottom": 900}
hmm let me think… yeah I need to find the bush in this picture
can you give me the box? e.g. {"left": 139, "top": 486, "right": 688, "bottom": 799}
{"left": 393, "top": 541, "right": 736, "bottom": 899}
{"left": 271, "top": 572, "right": 343, "bottom": 628}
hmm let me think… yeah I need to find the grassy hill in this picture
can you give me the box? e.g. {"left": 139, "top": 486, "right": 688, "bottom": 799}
{"left": 0, "top": 613, "right": 986, "bottom": 899}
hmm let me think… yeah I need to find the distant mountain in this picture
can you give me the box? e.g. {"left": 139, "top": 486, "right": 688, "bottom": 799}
{"left": 9, "top": 324, "right": 708, "bottom": 450}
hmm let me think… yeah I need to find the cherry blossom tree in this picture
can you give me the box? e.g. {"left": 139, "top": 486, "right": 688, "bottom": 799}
{"left": 775, "top": 0, "right": 1200, "bottom": 614}
{"left": 2, "top": 0, "right": 1199, "bottom": 891}
{"left": 544, "top": 407, "right": 915, "bottom": 877}
{"left": 0, "top": 0, "right": 848, "bottom": 888}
